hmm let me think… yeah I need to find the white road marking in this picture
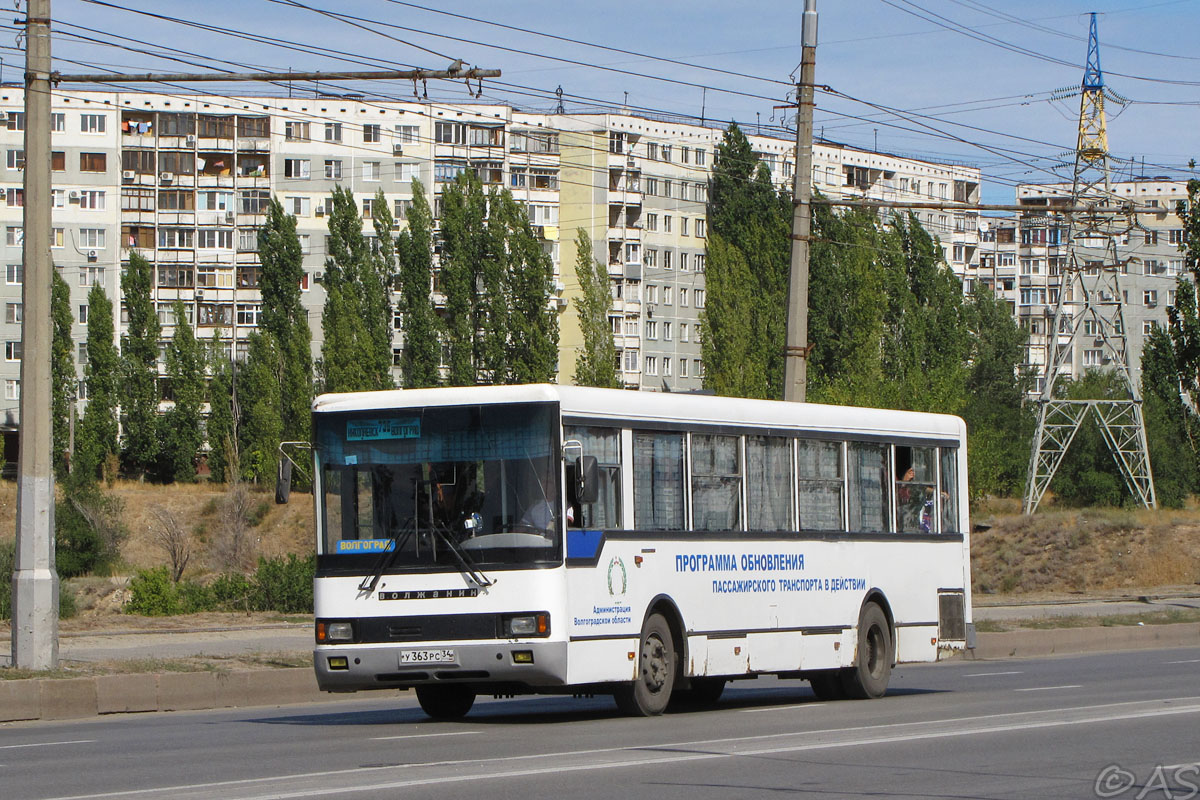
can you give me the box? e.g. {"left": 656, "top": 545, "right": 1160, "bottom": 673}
{"left": 0, "top": 739, "right": 95, "bottom": 750}
{"left": 1163, "top": 762, "right": 1200, "bottom": 770}
{"left": 1167, "top": 659, "right": 1200, "bottom": 665}
{"left": 370, "top": 732, "right": 478, "bottom": 741}
{"left": 1015, "top": 685, "right": 1082, "bottom": 692}
{"left": 739, "top": 703, "right": 824, "bottom": 713}
{"left": 36, "top": 696, "right": 1200, "bottom": 800}
{"left": 964, "top": 671, "right": 1023, "bottom": 677}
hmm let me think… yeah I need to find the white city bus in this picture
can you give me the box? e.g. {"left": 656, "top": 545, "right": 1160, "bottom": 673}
{"left": 310, "top": 384, "right": 972, "bottom": 718}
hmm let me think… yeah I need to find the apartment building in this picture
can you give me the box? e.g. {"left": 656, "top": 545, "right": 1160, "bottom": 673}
{"left": 971, "top": 177, "right": 1186, "bottom": 393}
{"left": 0, "top": 88, "right": 984, "bottom": 434}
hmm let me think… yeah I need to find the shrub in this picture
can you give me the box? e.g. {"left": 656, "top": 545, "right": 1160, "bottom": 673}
{"left": 126, "top": 567, "right": 182, "bottom": 616}
{"left": 0, "top": 540, "right": 76, "bottom": 620}
{"left": 55, "top": 484, "right": 126, "bottom": 578}
{"left": 208, "top": 572, "right": 252, "bottom": 612}
{"left": 250, "top": 554, "right": 314, "bottom": 614}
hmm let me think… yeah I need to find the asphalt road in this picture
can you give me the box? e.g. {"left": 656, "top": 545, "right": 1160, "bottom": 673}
{"left": 1, "top": 647, "right": 1198, "bottom": 800}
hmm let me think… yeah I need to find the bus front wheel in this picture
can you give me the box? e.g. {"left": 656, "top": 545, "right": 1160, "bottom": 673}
{"left": 415, "top": 685, "right": 476, "bottom": 720}
{"left": 614, "top": 613, "right": 676, "bottom": 716}
{"left": 841, "top": 603, "right": 892, "bottom": 700}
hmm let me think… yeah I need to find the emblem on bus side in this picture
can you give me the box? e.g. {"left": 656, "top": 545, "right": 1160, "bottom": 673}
{"left": 607, "top": 556, "right": 627, "bottom": 597}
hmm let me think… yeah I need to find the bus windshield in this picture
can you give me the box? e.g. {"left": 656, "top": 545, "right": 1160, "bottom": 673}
{"left": 314, "top": 402, "right": 561, "bottom": 571}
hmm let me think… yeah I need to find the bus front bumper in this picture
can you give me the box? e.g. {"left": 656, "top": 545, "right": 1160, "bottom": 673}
{"left": 313, "top": 640, "right": 569, "bottom": 693}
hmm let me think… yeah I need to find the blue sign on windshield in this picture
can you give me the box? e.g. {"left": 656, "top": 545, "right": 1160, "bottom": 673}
{"left": 336, "top": 539, "right": 396, "bottom": 554}
{"left": 346, "top": 417, "right": 420, "bottom": 441}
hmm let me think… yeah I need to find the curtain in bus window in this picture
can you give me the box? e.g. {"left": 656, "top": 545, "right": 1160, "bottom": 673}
{"left": 895, "top": 445, "right": 937, "bottom": 533}
{"left": 564, "top": 426, "right": 621, "bottom": 529}
{"left": 797, "top": 439, "right": 843, "bottom": 531}
{"left": 747, "top": 435, "right": 790, "bottom": 531}
{"left": 848, "top": 442, "right": 889, "bottom": 533}
{"left": 940, "top": 448, "right": 959, "bottom": 533}
{"left": 633, "top": 432, "right": 684, "bottom": 530}
{"left": 691, "top": 434, "right": 742, "bottom": 531}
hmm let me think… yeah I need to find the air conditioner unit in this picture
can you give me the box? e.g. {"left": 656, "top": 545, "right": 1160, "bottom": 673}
{"left": 392, "top": 144, "right": 404, "bottom": 155}
{"left": 0, "top": 112, "right": 7, "bottom": 122}
{"left": 626, "top": 156, "right": 636, "bottom": 169}
{"left": 160, "top": 172, "right": 173, "bottom": 182}
{"left": 314, "top": 204, "right": 325, "bottom": 217}
{"left": 68, "top": 190, "right": 79, "bottom": 201}
{"left": 121, "top": 170, "right": 135, "bottom": 181}
{"left": 225, "top": 211, "right": 235, "bottom": 223}
{"left": 185, "top": 135, "right": 196, "bottom": 146}
{"left": 86, "top": 250, "right": 97, "bottom": 262}
{"left": 195, "top": 290, "right": 204, "bottom": 299}
{"left": 313, "top": 272, "right": 324, "bottom": 283}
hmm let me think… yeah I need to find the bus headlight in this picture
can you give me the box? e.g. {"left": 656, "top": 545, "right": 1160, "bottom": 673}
{"left": 317, "top": 620, "right": 354, "bottom": 642}
{"left": 502, "top": 613, "right": 549, "bottom": 638}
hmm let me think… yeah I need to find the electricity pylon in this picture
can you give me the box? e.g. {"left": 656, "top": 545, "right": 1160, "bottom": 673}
{"left": 1022, "top": 13, "right": 1156, "bottom": 514}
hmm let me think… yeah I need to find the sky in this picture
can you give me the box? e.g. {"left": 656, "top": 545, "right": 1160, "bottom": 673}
{"left": 31, "top": 0, "right": 1200, "bottom": 204}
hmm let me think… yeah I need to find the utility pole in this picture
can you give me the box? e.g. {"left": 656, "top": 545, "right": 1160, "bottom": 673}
{"left": 783, "top": 0, "right": 817, "bottom": 402}
{"left": 12, "top": 0, "right": 59, "bottom": 670}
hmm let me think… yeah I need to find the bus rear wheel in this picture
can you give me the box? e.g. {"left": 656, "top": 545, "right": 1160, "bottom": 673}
{"left": 415, "top": 685, "right": 476, "bottom": 720}
{"left": 841, "top": 603, "right": 892, "bottom": 700}
{"left": 614, "top": 613, "right": 676, "bottom": 716}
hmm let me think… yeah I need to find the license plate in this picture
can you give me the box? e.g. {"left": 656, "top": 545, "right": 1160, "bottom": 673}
{"left": 399, "top": 648, "right": 456, "bottom": 665}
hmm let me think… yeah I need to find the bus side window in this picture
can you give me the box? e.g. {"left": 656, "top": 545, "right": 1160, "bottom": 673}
{"left": 895, "top": 445, "right": 936, "bottom": 534}
{"left": 848, "top": 442, "right": 889, "bottom": 533}
{"left": 692, "top": 434, "right": 742, "bottom": 531}
{"left": 797, "top": 439, "right": 843, "bottom": 532}
{"left": 564, "top": 426, "right": 622, "bottom": 529}
{"left": 747, "top": 435, "right": 791, "bottom": 531}
{"left": 633, "top": 431, "right": 685, "bottom": 531}
{"left": 940, "top": 448, "right": 960, "bottom": 533}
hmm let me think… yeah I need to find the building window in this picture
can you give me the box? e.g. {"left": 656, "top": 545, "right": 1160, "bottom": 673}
{"left": 695, "top": 219, "right": 706, "bottom": 238}
{"left": 394, "top": 124, "right": 419, "bottom": 143}
{"left": 287, "top": 196, "right": 311, "bottom": 217}
{"left": 363, "top": 124, "right": 381, "bottom": 143}
{"left": 663, "top": 286, "right": 672, "bottom": 305}
{"left": 662, "top": 251, "right": 673, "bottom": 270}
{"left": 5, "top": 340, "right": 21, "bottom": 361}
{"left": 79, "top": 190, "right": 106, "bottom": 210}
{"left": 694, "top": 289, "right": 705, "bottom": 308}
{"left": 644, "top": 356, "right": 657, "bottom": 376}
{"left": 397, "top": 162, "right": 419, "bottom": 183}
{"left": 284, "top": 158, "right": 310, "bottom": 180}
{"left": 3, "top": 188, "right": 23, "bottom": 207}
{"left": 79, "top": 228, "right": 106, "bottom": 249}
{"left": 646, "top": 321, "right": 657, "bottom": 340}
{"left": 362, "top": 198, "right": 374, "bottom": 219}
{"left": 663, "top": 322, "right": 672, "bottom": 341}
{"left": 681, "top": 217, "right": 689, "bottom": 236}
{"left": 644, "top": 249, "right": 657, "bottom": 268}
{"left": 5, "top": 379, "right": 18, "bottom": 400}
{"left": 5, "top": 226, "right": 21, "bottom": 246}
{"left": 695, "top": 148, "right": 706, "bottom": 166}
{"left": 623, "top": 349, "right": 639, "bottom": 373}
{"left": 661, "top": 144, "right": 672, "bottom": 162}
{"left": 79, "top": 152, "right": 107, "bottom": 172}
{"left": 240, "top": 190, "right": 270, "bottom": 214}
{"left": 5, "top": 264, "right": 20, "bottom": 285}
{"left": 1084, "top": 349, "right": 1102, "bottom": 367}
{"left": 680, "top": 289, "right": 689, "bottom": 307}
{"left": 363, "top": 161, "right": 381, "bottom": 181}
{"left": 6, "top": 150, "right": 23, "bottom": 170}
{"left": 393, "top": 199, "right": 412, "bottom": 220}
{"left": 284, "top": 121, "right": 310, "bottom": 141}
{"left": 5, "top": 112, "right": 24, "bottom": 131}
{"left": 324, "top": 122, "right": 342, "bottom": 142}
{"left": 80, "top": 114, "right": 106, "bottom": 134}
{"left": 1144, "top": 290, "right": 1158, "bottom": 306}
{"left": 680, "top": 358, "right": 689, "bottom": 377}
{"left": 663, "top": 215, "right": 672, "bottom": 233}
{"left": 324, "top": 160, "right": 342, "bottom": 180}
{"left": 198, "top": 229, "right": 233, "bottom": 249}
{"left": 5, "top": 303, "right": 22, "bottom": 323}
{"left": 435, "top": 122, "right": 465, "bottom": 144}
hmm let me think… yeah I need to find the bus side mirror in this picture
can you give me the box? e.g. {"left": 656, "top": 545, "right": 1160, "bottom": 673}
{"left": 276, "top": 457, "right": 293, "bottom": 505}
{"left": 576, "top": 456, "right": 599, "bottom": 505}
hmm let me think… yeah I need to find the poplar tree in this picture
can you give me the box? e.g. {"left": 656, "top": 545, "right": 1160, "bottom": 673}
{"left": 205, "top": 330, "right": 236, "bottom": 483}
{"left": 161, "top": 300, "right": 206, "bottom": 482}
{"left": 257, "top": 196, "right": 313, "bottom": 444}
{"left": 120, "top": 251, "right": 161, "bottom": 477}
{"left": 320, "top": 186, "right": 377, "bottom": 392}
{"left": 367, "top": 188, "right": 397, "bottom": 388}
{"left": 439, "top": 171, "right": 487, "bottom": 386}
{"left": 238, "top": 331, "right": 283, "bottom": 483}
{"left": 51, "top": 270, "right": 75, "bottom": 479}
{"left": 74, "top": 284, "right": 119, "bottom": 483}
{"left": 500, "top": 191, "right": 558, "bottom": 383}
{"left": 571, "top": 229, "right": 618, "bottom": 388}
{"left": 703, "top": 122, "right": 791, "bottom": 398}
{"left": 395, "top": 180, "right": 441, "bottom": 388}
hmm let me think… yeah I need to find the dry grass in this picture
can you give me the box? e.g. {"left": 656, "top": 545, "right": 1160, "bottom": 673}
{"left": 971, "top": 503, "right": 1200, "bottom": 597}
{"left": 975, "top": 607, "right": 1200, "bottom": 633}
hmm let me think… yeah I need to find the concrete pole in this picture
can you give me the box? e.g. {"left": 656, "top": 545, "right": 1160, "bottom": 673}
{"left": 783, "top": 0, "right": 817, "bottom": 403}
{"left": 12, "top": 0, "right": 59, "bottom": 670}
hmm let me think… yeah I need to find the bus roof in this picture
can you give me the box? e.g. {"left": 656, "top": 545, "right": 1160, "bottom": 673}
{"left": 312, "top": 384, "right": 966, "bottom": 442}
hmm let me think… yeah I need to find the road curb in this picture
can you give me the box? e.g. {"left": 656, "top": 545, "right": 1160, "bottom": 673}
{"left": 965, "top": 621, "right": 1200, "bottom": 660}
{"left": 2, "top": 623, "right": 1198, "bottom": 722}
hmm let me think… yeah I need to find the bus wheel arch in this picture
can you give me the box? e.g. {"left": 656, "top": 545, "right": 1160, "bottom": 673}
{"left": 644, "top": 594, "right": 688, "bottom": 680}
{"left": 614, "top": 595, "right": 686, "bottom": 716}
{"left": 842, "top": 591, "right": 895, "bottom": 700}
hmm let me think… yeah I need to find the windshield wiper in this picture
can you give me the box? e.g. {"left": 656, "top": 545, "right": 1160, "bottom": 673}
{"left": 429, "top": 522, "right": 494, "bottom": 588}
{"left": 358, "top": 520, "right": 416, "bottom": 594}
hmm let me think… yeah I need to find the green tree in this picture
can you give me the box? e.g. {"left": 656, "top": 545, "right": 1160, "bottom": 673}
{"left": 257, "top": 196, "right": 313, "bottom": 444}
{"left": 962, "top": 285, "right": 1031, "bottom": 497}
{"left": 367, "top": 188, "right": 397, "bottom": 388}
{"left": 439, "top": 171, "right": 488, "bottom": 386}
{"left": 1142, "top": 324, "right": 1200, "bottom": 507}
{"left": 702, "top": 234, "right": 767, "bottom": 397}
{"left": 1049, "top": 370, "right": 1131, "bottom": 507}
{"left": 51, "top": 270, "right": 75, "bottom": 479}
{"left": 319, "top": 186, "right": 381, "bottom": 392}
{"left": 571, "top": 229, "right": 618, "bottom": 388}
{"left": 119, "top": 251, "right": 161, "bottom": 477}
{"left": 160, "top": 300, "right": 206, "bottom": 482}
{"left": 704, "top": 121, "right": 791, "bottom": 398}
{"left": 395, "top": 180, "right": 441, "bottom": 388}
{"left": 499, "top": 191, "right": 558, "bottom": 383}
{"left": 205, "top": 330, "right": 236, "bottom": 483}
{"left": 238, "top": 331, "right": 283, "bottom": 483}
{"left": 74, "top": 284, "right": 119, "bottom": 484}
